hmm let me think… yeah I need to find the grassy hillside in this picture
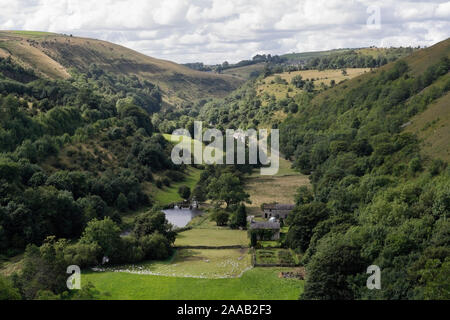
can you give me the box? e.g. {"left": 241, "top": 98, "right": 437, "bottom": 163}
{"left": 282, "top": 47, "right": 416, "bottom": 66}
{"left": 221, "top": 63, "right": 266, "bottom": 80}
{"left": 0, "top": 30, "right": 242, "bottom": 106}
{"left": 282, "top": 48, "right": 351, "bottom": 61}
{"left": 257, "top": 68, "right": 370, "bottom": 100}
{"left": 404, "top": 91, "right": 450, "bottom": 161}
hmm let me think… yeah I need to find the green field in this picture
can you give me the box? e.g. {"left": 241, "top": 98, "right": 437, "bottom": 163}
{"left": 8, "top": 30, "right": 54, "bottom": 37}
{"left": 175, "top": 229, "right": 249, "bottom": 247}
{"left": 255, "top": 249, "right": 298, "bottom": 265}
{"left": 149, "top": 166, "right": 202, "bottom": 206}
{"left": 93, "top": 248, "right": 251, "bottom": 279}
{"left": 82, "top": 267, "right": 304, "bottom": 300}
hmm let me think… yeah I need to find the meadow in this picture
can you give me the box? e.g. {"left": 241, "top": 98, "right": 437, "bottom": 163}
{"left": 148, "top": 166, "right": 203, "bottom": 206}
{"left": 245, "top": 157, "right": 310, "bottom": 216}
{"left": 93, "top": 248, "right": 251, "bottom": 279}
{"left": 256, "top": 68, "right": 370, "bottom": 100}
{"left": 82, "top": 267, "right": 304, "bottom": 300}
{"left": 174, "top": 229, "right": 249, "bottom": 247}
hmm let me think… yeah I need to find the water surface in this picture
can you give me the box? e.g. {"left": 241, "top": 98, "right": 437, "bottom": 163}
{"left": 162, "top": 208, "right": 203, "bottom": 228}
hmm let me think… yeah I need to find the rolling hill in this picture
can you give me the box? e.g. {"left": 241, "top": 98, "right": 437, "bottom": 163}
{"left": 306, "top": 38, "right": 450, "bottom": 161}
{"left": 0, "top": 30, "right": 243, "bottom": 107}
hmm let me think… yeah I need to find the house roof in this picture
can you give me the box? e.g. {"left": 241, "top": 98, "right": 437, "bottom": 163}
{"left": 262, "top": 204, "right": 295, "bottom": 210}
{"left": 250, "top": 221, "right": 281, "bottom": 230}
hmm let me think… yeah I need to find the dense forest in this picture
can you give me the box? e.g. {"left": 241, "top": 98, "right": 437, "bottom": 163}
{"left": 0, "top": 55, "right": 186, "bottom": 299}
{"left": 281, "top": 55, "right": 450, "bottom": 299}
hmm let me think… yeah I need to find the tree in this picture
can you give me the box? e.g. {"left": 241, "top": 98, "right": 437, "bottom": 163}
{"left": 286, "top": 202, "right": 329, "bottom": 252}
{"left": 232, "top": 204, "right": 247, "bottom": 229}
{"left": 139, "top": 232, "right": 171, "bottom": 260}
{"left": 133, "top": 210, "right": 175, "bottom": 244}
{"left": 295, "top": 186, "right": 314, "bottom": 205}
{"left": 116, "top": 193, "right": 129, "bottom": 212}
{"left": 0, "top": 275, "right": 21, "bottom": 300}
{"left": 302, "top": 234, "right": 366, "bottom": 300}
{"left": 211, "top": 210, "right": 230, "bottom": 226}
{"left": 18, "top": 237, "right": 69, "bottom": 299}
{"left": 288, "top": 102, "right": 299, "bottom": 113}
{"left": 79, "top": 217, "right": 122, "bottom": 258}
{"left": 291, "top": 75, "right": 305, "bottom": 89}
{"left": 304, "top": 80, "right": 315, "bottom": 92}
{"left": 207, "top": 173, "right": 250, "bottom": 208}
{"left": 178, "top": 185, "right": 191, "bottom": 200}
{"left": 420, "top": 257, "right": 450, "bottom": 300}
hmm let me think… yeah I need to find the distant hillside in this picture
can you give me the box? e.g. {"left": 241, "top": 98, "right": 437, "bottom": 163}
{"left": 281, "top": 47, "right": 417, "bottom": 67}
{"left": 281, "top": 48, "right": 352, "bottom": 61}
{"left": 221, "top": 63, "right": 266, "bottom": 80}
{"left": 203, "top": 47, "right": 416, "bottom": 81}
{"left": 0, "top": 31, "right": 243, "bottom": 106}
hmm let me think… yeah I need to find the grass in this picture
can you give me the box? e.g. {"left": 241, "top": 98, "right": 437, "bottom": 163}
{"left": 404, "top": 82, "right": 450, "bottom": 162}
{"left": 222, "top": 63, "right": 266, "bottom": 80}
{"left": 256, "top": 68, "right": 370, "bottom": 101}
{"left": 7, "top": 30, "right": 54, "bottom": 37}
{"left": 175, "top": 228, "right": 248, "bottom": 247}
{"left": 148, "top": 166, "right": 203, "bottom": 206}
{"left": 246, "top": 157, "right": 310, "bottom": 216}
{"left": 95, "top": 248, "right": 251, "bottom": 279}
{"left": 0, "top": 254, "right": 24, "bottom": 276}
{"left": 255, "top": 249, "right": 296, "bottom": 265}
{"left": 82, "top": 267, "right": 304, "bottom": 300}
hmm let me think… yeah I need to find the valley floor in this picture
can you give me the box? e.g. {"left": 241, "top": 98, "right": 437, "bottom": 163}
{"left": 82, "top": 267, "right": 304, "bottom": 300}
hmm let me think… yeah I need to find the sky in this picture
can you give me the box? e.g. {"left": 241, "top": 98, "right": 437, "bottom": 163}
{"left": 0, "top": 0, "right": 449, "bottom": 64}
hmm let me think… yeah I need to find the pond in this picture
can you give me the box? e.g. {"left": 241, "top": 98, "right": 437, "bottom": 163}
{"left": 162, "top": 208, "right": 203, "bottom": 228}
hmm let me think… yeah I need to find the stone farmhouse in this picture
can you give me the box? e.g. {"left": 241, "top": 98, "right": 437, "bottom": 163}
{"left": 249, "top": 220, "right": 281, "bottom": 240}
{"left": 262, "top": 204, "right": 295, "bottom": 220}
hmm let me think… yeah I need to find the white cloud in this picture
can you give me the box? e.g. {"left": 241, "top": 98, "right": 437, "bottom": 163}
{"left": 0, "top": 0, "right": 448, "bottom": 64}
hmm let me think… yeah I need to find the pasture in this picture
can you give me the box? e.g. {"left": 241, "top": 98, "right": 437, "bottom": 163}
{"left": 256, "top": 68, "right": 370, "bottom": 100}
{"left": 245, "top": 158, "right": 309, "bottom": 216}
{"left": 94, "top": 248, "right": 251, "bottom": 279}
{"left": 175, "top": 228, "right": 248, "bottom": 247}
{"left": 82, "top": 267, "right": 304, "bottom": 300}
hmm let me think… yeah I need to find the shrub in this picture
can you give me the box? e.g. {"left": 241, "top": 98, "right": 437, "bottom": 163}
{"left": 178, "top": 185, "right": 191, "bottom": 200}
{"left": 211, "top": 210, "right": 230, "bottom": 226}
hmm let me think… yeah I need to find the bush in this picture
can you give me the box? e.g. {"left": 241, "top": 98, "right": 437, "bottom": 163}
{"left": 409, "top": 157, "right": 423, "bottom": 174}
{"left": 211, "top": 210, "right": 230, "bottom": 226}
{"left": 116, "top": 193, "right": 129, "bottom": 212}
{"left": 0, "top": 275, "right": 21, "bottom": 300}
{"left": 79, "top": 217, "right": 122, "bottom": 259}
{"left": 178, "top": 185, "right": 191, "bottom": 200}
{"left": 64, "top": 242, "right": 101, "bottom": 268}
{"left": 139, "top": 233, "right": 171, "bottom": 260}
{"left": 162, "top": 177, "right": 171, "bottom": 187}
